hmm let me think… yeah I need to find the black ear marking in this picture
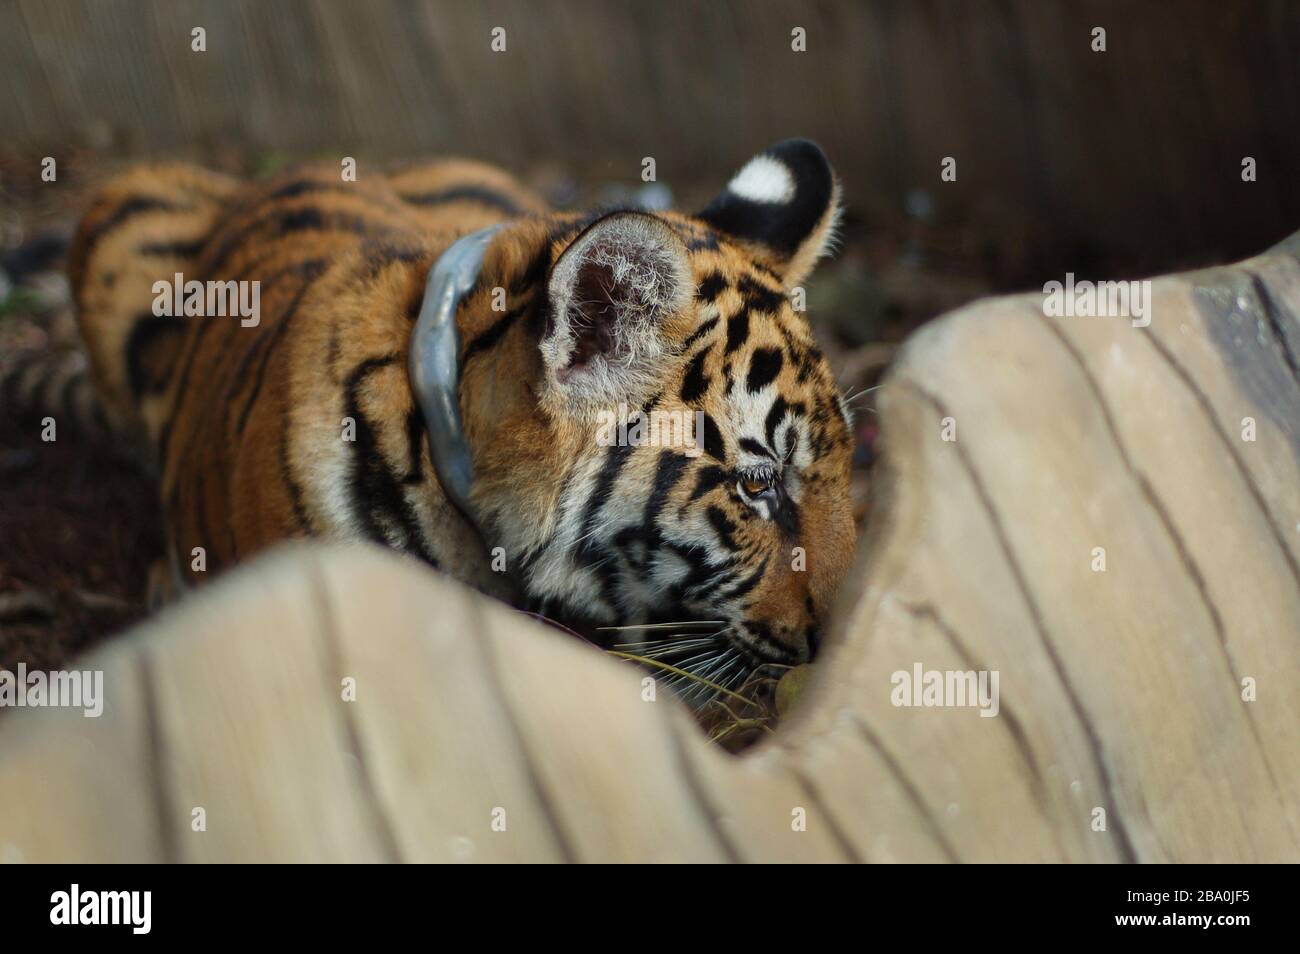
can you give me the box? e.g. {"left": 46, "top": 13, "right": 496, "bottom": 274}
{"left": 698, "top": 139, "right": 837, "bottom": 260}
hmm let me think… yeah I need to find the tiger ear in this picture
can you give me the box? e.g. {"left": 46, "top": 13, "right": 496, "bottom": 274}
{"left": 697, "top": 139, "right": 841, "bottom": 291}
{"left": 541, "top": 211, "right": 692, "bottom": 408}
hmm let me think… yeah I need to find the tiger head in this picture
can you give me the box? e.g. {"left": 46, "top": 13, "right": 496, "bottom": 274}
{"left": 464, "top": 140, "right": 857, "bottom": 688}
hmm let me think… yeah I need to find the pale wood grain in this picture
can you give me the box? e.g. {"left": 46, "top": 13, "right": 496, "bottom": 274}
{"left": 5, "top": 0, "right": 1300, "bottom": 273}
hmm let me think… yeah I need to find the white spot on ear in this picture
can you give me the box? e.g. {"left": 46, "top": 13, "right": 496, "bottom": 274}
{"left": 727, "top": 156, "right": 795, "bottom": 204}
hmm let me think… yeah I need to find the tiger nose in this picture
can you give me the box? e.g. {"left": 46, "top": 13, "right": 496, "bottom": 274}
{"left": 774, "top": 621, "right": 816, "bottom": 665}
{"left": 759, "top": 604, "right": 820, "bottom": 662}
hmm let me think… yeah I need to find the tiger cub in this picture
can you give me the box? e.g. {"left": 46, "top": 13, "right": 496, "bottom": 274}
{"left": 69, "top": 140, "right": 856, "bottom": 678}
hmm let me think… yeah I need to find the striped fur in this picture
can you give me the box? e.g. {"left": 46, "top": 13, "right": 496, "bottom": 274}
{"left": 69, "top": 142, "right": 856, "bottom": 675}
{"left": 0, "top": 347, "right": 105, "bottom": 431}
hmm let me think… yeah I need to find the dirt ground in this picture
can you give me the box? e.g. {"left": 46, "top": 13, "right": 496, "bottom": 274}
{"left": 0, "top": 146, "right": 1000, "bottom": 672}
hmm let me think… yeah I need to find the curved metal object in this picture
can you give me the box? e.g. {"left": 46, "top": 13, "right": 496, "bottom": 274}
{"left": 408, "top": 224, "right": 503, "bottom": 528}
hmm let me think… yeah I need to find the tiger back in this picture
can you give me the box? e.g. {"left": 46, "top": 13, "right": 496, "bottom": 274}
{"left": 70, "top": 159, "right": 547, "bottom": 591}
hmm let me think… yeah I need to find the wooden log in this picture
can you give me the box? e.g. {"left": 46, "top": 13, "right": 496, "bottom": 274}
{"left": 2, "top": 239, "right": 1299, "bottom": 862}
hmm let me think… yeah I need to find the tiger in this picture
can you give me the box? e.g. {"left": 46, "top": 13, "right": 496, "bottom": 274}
{"left": 52, "top": 139, "right": 856, "bottom": 686}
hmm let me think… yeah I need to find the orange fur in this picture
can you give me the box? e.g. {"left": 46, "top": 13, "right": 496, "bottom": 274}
{"left": 70, "top": 148, "right": 856, "bottom": 669}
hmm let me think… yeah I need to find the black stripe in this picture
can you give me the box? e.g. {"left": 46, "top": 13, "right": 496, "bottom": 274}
{"left": 579, "top": 442, "right": 635, "bottom": 543}
{"left": 611, "top": 450, "right": 692, "bottom": 575}
{"left": 463, "top": 305, "right": 527, "bottom": 363}
{"left": 404, "top": 289, "right": 423, "bottom": 324}
{"left": 686, "top": 230, "right": 720, "bottom": 253}
{"left": 261, "top": 176, "right": 410, "bottom": 224}
{"left": 345, "top": 354, "right": 397, "bottom": 383}
{"left": 701, "top": 412, "right": 726, "bottom": 463}
{"left": 644, "top": 451, "right": 690, "bottom": 526}
{"left": 181, "top": 262, "right": 322, "bottom": 527}
{"left": 681, "top": 316, "right": 719, "bottom": 351}
{"left": 124, "top": 314, "right": 188, "bottom": 397}
{"left": 737, "top": 275, "right": 786, "bottom": 315}
{"left": 687, "top": 465, "right": 729, "bottom": 503}
{"left": 764, "top": 397, "right": 790, "bottom": 450}
{"left": 233, "top": 264, "right": 325, "bottom": 436}
{"left": 746, "top": 346, "right": 783, "bottom": 392}
{"left": 725, "top": 311, "right": 749, "bottom": 355}
{"left": 343, "top": 354, "right": 438, "bottom": 565}
{"left": 401, "top": 185, "right": 522, "bottom": 216}
{"left": 80, "top": 195, "right": 181, "bottom": 265}
{"left": 667, "top": 540, "right": 737, "bottom": 602}
{"left": 269, "top": 179, "right": 333, "bottom": 202}
{"left": 402, "top": 405, "right": 425, "bottom": 485}
{"left": 139, "top": 238, "right": 207, "bottom": 259}
{"left": 158, "top": 259, "right": 321, "bottom": 460}
{"left": 706, "top": 505, "right": 739, "bottom": 551}
{"left": 352, "top": 240, "right": 428, "bottom": 281}
{"left": 741, "top": 620, "right": 797, "bottom": 664}
{"left": 680, "top": 348, "right": 710, "bottom": 404}
{"left": 720, "top": 555, "right": 769, "bottom": 603}
{"left": 278, "top": 409, "right": 313, "bottom": 531}
{"left": 204, "top": 206, "right": 380, "bottom": 274}
{"left": 774, "top": 319, "right": 818, "bottom": 384}
{"left": 267, "top": 178, "right": 398, "bottom": 209}
{"left": 696, "top": 273, "right": 728, "bottom": 304}
{"left": 569, "top": 441, "right": 637, "bottom": 612}
{"left": 510, "top": 243, "right": 553, "bottom": 296}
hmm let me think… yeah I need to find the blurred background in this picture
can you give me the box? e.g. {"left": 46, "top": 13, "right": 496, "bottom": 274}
{"left": 2, "top": 0, "right": 1299, "bottom": 666}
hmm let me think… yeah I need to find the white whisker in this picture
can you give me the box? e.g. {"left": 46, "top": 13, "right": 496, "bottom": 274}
{"left": 598, "top": 620, "right": 724, "bottom": 632}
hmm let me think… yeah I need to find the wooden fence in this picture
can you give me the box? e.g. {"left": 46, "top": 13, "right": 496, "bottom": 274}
{"left": 3, "top": 0, "right": 1300, "bottom": 279}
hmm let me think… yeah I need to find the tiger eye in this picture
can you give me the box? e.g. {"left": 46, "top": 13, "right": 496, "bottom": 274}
{"left": 742, "top": 475, "right": 772, "bottom": 496}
